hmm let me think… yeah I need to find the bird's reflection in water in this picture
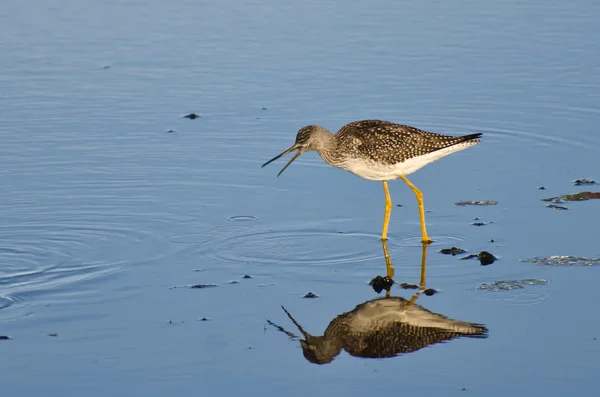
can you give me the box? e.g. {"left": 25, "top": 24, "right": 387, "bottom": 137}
{"left": 269, "top": 241, "right": 488, "bottom": 365}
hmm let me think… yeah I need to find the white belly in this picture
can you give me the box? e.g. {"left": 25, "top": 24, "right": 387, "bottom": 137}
{"left": 341, "top": 141, "right": 478, "bottom": 181}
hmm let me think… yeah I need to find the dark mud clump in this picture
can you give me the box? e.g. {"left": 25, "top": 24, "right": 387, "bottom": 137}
{"left": 542, "top": 191, "right": 600, "bottom": 203}
{"left": 573, "top": 178, "right": 596, "bottom": 186}
{"left": 303, "top": 292, "right": 319, "bottom": 298}
{"left": 423, "top": 288, "right": 438, "bottom": 296}
{"left": 454, "top": 201, "right": 497, "bottom": 206}
{"left": 369, "top": 275, "right": 394, "bottom": 293}
{"left": 461, "top": 251, "right": 496, "bottom": 266}
{"left": 184, "top": 113, "right": 200, "bottom": 119}
{"left": 476, "top": 279, "right": 548, "bottom": 291}
{"left": 521, "top": 256, "right": 600, "bottom": 267}
{"left": 440, "top": 247, "right": 466, "bottom": 256}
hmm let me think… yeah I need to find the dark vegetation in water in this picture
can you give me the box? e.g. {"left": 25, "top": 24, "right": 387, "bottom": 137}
{"left": 440, "top": 247, "right": 466, "bottom": 256}
{"left": 542, "top": 191, "right": 600, "bottom": 202}
{"left": 476, "top": 279, "right": 548, "bottom": 291}
{"left": 454, "top": 200, "right": 497, "bottom": 206}
{"left": 521, "top": 256, "right": 600, "bottom": 266}
{"left": 546, "top": 204, "right": 568, "bottom": 210}
{"left": 573, "top": 178, "right": 596, "bottom": 186}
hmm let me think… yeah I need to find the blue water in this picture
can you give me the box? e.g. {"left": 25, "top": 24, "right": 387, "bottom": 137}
{"left": 1, "top": 0, "right": 599, "bottom": 396}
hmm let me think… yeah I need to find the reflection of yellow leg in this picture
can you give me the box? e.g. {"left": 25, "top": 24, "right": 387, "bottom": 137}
{"left": 408, "top": 242, "right": 429, "bottom": 306}
{"left": 397, "top": 174, "right": 432, "bottom": 244}
{"left": 381, "top": 239, "right": 394, "bottom": 279}
{"left": 381, "top": 181, "right": 393, "bottom": 241}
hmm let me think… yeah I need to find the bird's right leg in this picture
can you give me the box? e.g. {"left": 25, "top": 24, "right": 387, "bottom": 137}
{"left": 381, "top": 181, "right": 393, "bottom": 241}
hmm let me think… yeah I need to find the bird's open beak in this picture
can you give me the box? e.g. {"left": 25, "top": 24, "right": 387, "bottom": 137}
{"left": 261, "top": 144, "right": 303, "bottom": 177}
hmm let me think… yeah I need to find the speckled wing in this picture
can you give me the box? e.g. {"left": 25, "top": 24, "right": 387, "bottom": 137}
{"left": 336, "top": 120, "right": 480, "bottom": 165}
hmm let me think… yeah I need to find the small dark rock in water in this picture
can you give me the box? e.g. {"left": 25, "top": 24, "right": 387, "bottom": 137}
{"left": 166, "top": 129, "right": 176, "bottom": 133}
{"left": 542, "top": 191, "right": 600, "bottom": 203}
{"left": 440, "top": 247, "right": 466, "bottom": 256}
{"left": 303, "top": 292, "right": 319, "bottom": 298}
{"left": 547, "top": 204, "right": 568, "bottom": 210}
{"left": 396, "top": 204, "right": 403, "bottom": 207}
{"left": 369, "top": 275, "right": 394, "bottom": 293}
{"left": 189, "top": 283, "right": 217, "bottom": 289}
{"left": 198, "top": 317, "right": 209, "bottom": 321}
{"left": 479, "top": 251, "right": 496, "bottom": 266}
{"left": 574, "top": 178, "right": 596, "bottom": 186}
{"left": 472, "top": 222, "right": 486, "bottom": 226}
{"left": 490, "top": 239, "right": 495, "bottom": 243}
{"left": 242, "top": 274, "right": 252, "bottom": 279}
{"left": 399, "top": 283, "right": 419, "bottom": 290}
{"left": 423, "top": 288, "right": 437, "bottom": 296}
{"left": 0, "top": 336, "right": 10, "bottom": 340}
{"left": 261, "top": 107, "right": 267, "bottom": 110}
{"left": 454, "top": 201, "right": 497, "bottom": 206}
{"left": 48, "top": 333, "right": 58, "bottom": 337}
{"left": 538, "top": 186, "right": 546, "bottom": 190}
{"left": 184, "top": 113, "right": 200, "bottom": 119}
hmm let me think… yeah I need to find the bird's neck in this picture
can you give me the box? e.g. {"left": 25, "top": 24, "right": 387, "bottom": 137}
{"left": 314, "top": 131, "right": 342, "bottom": 166}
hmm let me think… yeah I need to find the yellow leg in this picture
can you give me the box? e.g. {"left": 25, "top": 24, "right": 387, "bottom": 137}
{"left": 381, "top": 239, "right": 394, "bottom": 298}
{"left": 397, "top": 174, "right": 433, "bottom": 244}
{"left": 381, "top": 181, "right": 393, "bottom": 241}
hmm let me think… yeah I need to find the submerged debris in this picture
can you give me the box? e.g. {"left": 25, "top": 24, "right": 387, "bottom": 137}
{"left": 399, "top": 283, "right": 419, "bottom": 290}
{"left": 461, "top": 251, "right": 496, "bottom": 266}
{"left": 454, "top": 201, "right": 498, "bottom": 206}
{"left": 574, "top": 178, "right": 597, "bottom": 186}
{"left": 189, "top": 283, "right": 218, "bottom": 289}
{"left": 546, "top": 204, "right": 568, "bottom": 210}
{"left": 542, "top": 192, "right": 600, "bottom": 203}
{"left": 440, "top": 247, "right": 467, "bottom": 256}
{"left": 303, "top": 292, "right": 319, "bottom": 299}
{"left": 184, "top": 113, "right": 200, "bottom": 119}
{"left": 369, "top": 275, "right": 394, "bottom": 293}
{"left": 521, "top": 256, "right": 600, "bottom": 267}
{"left": 476, "top": 279, "right": 548, "bottom": 292}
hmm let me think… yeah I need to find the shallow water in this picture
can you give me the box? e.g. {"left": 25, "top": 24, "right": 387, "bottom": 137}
{"left": 1, "top": 0, "right": 599, "bottom": 395}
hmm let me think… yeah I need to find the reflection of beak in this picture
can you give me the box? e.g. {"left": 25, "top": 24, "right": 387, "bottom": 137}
{"left": 261, "top": 145, "right": 303, "bottom": 177}
{"left": 280, "top": 305, "right": 310, "bottom": 339}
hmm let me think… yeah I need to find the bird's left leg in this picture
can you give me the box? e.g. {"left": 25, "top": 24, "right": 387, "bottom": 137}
{"left": 397, "top": 174, "right": 433, "bottom": 244}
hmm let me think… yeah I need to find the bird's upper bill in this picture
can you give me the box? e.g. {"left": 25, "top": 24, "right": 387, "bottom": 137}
{"left": 261, "top": 144, "right": 304, "bottom": 177}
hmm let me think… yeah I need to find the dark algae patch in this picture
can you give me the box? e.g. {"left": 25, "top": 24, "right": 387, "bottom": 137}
{"left": 521, "top": 256, "right": 600, "bottom": 266}
{"left": 440, "top": 247, "right": 466, "bottom": 256}
{"left": 476, "top": 279, "right": 548, "bottom": 291}
{"left": 542, "top": 191, "right": 600, "bottom": 203}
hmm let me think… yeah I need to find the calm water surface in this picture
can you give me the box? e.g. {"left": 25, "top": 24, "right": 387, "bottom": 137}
{"left": 1, "top": 0, "right": 599, "bottom": 396}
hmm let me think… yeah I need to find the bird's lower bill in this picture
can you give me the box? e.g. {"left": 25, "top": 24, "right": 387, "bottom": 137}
{"left": 262, "top": 145, "right": 303, "bottom": 177}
